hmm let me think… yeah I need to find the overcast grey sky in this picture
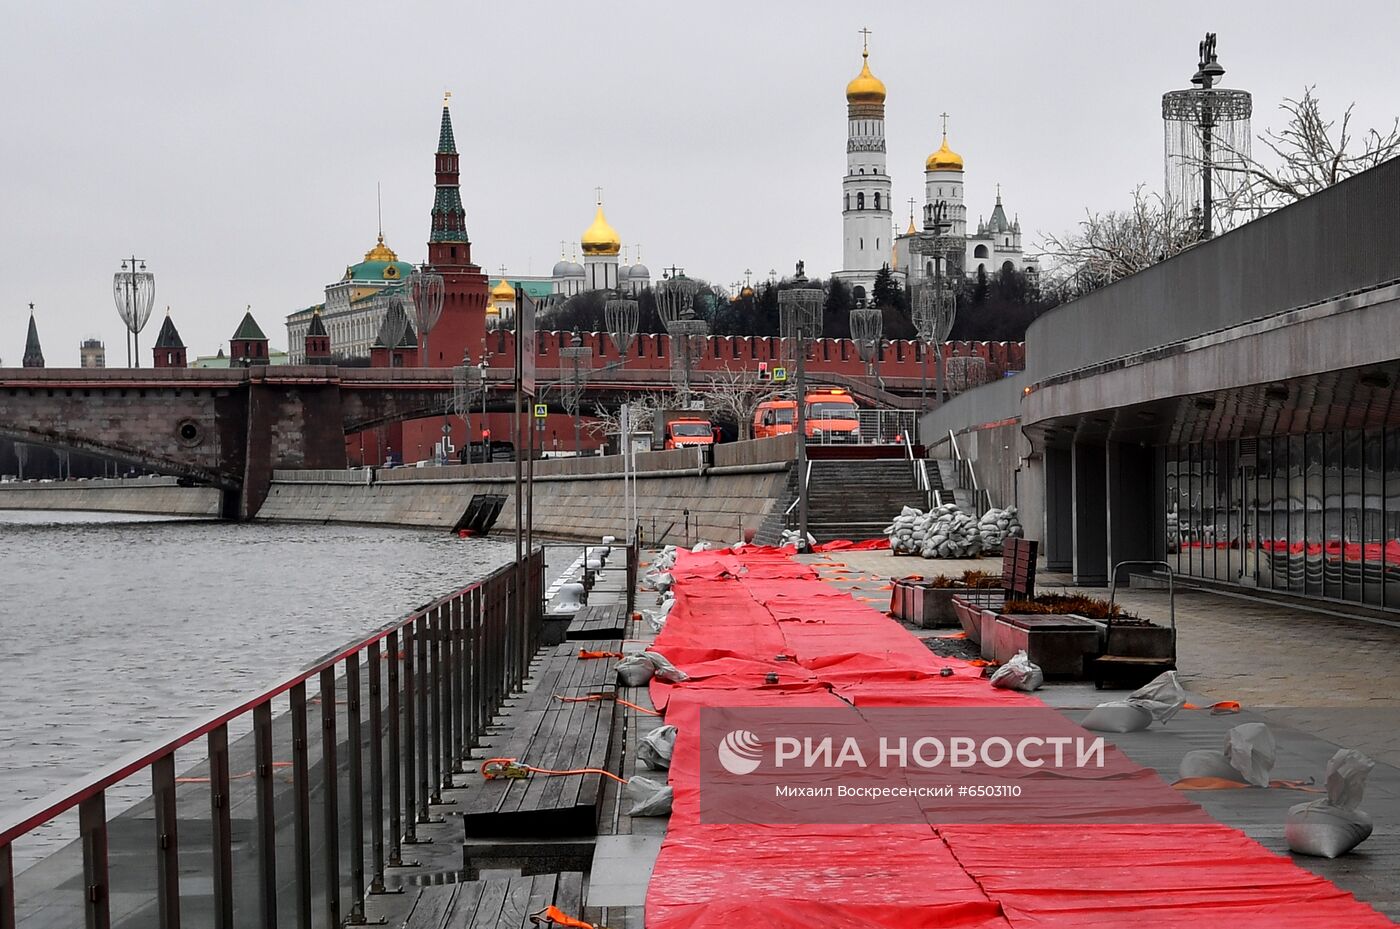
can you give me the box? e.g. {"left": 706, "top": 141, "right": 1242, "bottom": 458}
{"left": 3, "top": 1, "right": 1398, "bottom": 365}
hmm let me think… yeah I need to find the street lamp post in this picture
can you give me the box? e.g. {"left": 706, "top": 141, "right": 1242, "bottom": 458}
{"left": 560, "top": 334, "right": 591, "bottom": 457}
{"left": 113, "top": 257, "right": 155, "bottom": 368}
{"left": 778, "top": 268, "right": 824, "bottom": 551}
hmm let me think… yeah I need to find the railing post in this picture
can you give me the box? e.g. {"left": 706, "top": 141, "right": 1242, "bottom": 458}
{"left": 318, "top": 667, "right": 342, "bottom": 928}
{"left": 152, "top": 755, "right": 180, "bottom": 929}
{"left": 429, "top": 608, "right": 446, "bottom": 800}
{"left": 78, "top": 792, "right": 110, "bottom": 929}
{"left": 208, "top": 724, "right": 233, "bottom": 929}
{"left": 366, "top": 640, "right": 388, "bottom": 892}
{"left": 450, "top": 598, "right": 466, "bottom": 771}
{"left": 414, "top": 616, "right": 431, "bottom": 822}
{"left": 400, "top": 623, "right": 419, "bottom": 839}
{"left": 0, "top": 842, "right": 14, "bottom": 929}
{"left": 472, "top": 588, "right": 486, "bottom": 744}
{"left": 290, "top": 683, "right": 313, "bottom": 929}
{"left": 345, "top": 655, "right": 368, "bottom": 923}
{"left": 253, "top": 701, "right": 278, "bottom": 927}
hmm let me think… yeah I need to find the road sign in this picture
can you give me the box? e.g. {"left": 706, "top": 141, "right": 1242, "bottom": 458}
{"left": 773, "top": 366, "right": 788, "bottom": 382}
{"left": 533, "top": 403, "right": 548, "bottom": 419}
{"left": 441, "top": 423, "right": 452, "bottom": 434}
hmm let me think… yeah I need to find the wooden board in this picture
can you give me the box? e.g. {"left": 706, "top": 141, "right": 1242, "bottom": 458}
{"left": 461, "top": 642, "right": 622, "bottom": 837}
{"left": 565, "top": 603, "right": 630, "bottom": 641}
{"left": 404, "top": 872, "right": 586, "bottom": 929}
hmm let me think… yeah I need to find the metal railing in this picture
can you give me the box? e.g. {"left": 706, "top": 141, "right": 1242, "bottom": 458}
{"left": 0, "top": 550, "right": 545, "bottom": 929}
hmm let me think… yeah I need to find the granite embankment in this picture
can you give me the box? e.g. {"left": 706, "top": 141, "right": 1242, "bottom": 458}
{"left": 256, "top": 436, "right": 797, "bottom": 544}
{"left": 0, "top": 476, "right": 222, "bottom": 517}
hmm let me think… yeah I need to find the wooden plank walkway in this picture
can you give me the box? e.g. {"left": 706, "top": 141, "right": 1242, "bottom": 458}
{"left": 403, "top": 872, "right": 585, "bottom": 929}
{"left": 461, "top": 642, "right": 622, "bottom": 837}
{"left": 565, "top": 603, "right": 630, "bottom": 640}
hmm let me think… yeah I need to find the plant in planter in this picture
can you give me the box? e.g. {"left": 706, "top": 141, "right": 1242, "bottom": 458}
{"left": 1003, "top": 595, "right": 1172, "bottom": 659}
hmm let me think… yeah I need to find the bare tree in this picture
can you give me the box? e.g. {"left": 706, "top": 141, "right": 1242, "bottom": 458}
{"left": 700, "top": 365, "right": 784, "bottom": 440}
{"left": 585, "top": 391, "right": 673, "bottom": 444}
{"left": 1038, "top": 186, "right": 1199, "bottom": 300}
{"left": 1208, "top": 86, "right": 1400, "bottom": 223}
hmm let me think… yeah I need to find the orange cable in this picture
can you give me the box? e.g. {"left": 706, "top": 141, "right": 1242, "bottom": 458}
{"left": 480, "top": 756, "right": 628, "bottom": 785}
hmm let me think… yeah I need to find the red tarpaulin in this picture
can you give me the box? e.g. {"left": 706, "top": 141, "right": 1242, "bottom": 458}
{"left": 641, "top": 547, "right": 1390, "bottom": 928}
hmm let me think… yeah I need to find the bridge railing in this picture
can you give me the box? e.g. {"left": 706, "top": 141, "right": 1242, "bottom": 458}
{"left": 0, "top": 550, "right": 545, "bottom": 929}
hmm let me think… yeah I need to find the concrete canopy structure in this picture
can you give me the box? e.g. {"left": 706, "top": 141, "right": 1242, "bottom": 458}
{"left": 926, "top": 156, "right": 1400, "bottom": 610}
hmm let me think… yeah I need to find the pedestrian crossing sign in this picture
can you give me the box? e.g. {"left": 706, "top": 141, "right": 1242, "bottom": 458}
{"left": 533, "top": 404, "right": 548, "bottom": 419}
{"left": 773, "top": 366, "right": 788, "bottom": 382}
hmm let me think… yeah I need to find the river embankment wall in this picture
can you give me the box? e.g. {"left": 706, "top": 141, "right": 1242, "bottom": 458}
{"left": 0, "top": 476, "right": 222, "bottom": 517}
{"left": 255, "top": 436, "right": 797, "bottom": 544}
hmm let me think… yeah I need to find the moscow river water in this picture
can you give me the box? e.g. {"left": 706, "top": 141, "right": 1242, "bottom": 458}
{"left": 0, "top": 511, "right": 514, "bottom": 860}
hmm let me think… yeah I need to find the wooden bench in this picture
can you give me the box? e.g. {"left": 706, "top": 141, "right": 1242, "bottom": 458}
{"left": 461, "top": 642, "right": 622, "bottom": 838}
{"left": 403, "top": 872, "right": 584, "bottom": 929}
{"left": 565, "top": 603, "right": 629, "bottom": 641}
{"left": 1001, "top": 537, "right": 1038, "bottom": 601}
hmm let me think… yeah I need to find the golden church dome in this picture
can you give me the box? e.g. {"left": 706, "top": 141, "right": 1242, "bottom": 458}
{"left": 363, "top": 233, "right": 398, "bottom": 262}
{"left": 580, "top": 203, "right": 621, "bottom": 256}
{"left": 926, "top": 135, "right": 964, "bottom": 172}
{"left": 845, "top": 50, "right": 886, "bottom": 105}
{"left": 490, "top": 278, "right": 516, "bottom": 301}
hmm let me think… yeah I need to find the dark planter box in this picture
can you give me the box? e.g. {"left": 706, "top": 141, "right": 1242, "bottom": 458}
{"left": 1102, "top": 624, "right": 1175, "bottom": 659}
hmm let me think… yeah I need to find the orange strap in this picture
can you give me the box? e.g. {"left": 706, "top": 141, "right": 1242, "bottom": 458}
{"left": 530, "top": 905, "right": 599, "bottom": 929}
{"left": 481, "top": 756, "right": 628, "bottom": 786}
{"left": 1182, "top": 700, "right": 1241, "bottom": 714}
{"left": 553, "top": 693, "right": 661, "bottom": 716}
{"left": 577, "top": 649, "right": 624, "bottom": 659}
{"left": 1173, "top": 776, "right": 1321, "bottom": 792}
{"left": 968, "top": 658, "right": 994, "bottom": 667}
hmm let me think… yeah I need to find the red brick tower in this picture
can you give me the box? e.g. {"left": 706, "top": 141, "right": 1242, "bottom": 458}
{"left": 230, "top": 309, "right": 270, "bottom": 367}
{"left": 304, "top": 308, "right": 332, "bottom": 364}
{"left": 151, "top": 310, "right": 187, "bottom": 368}
{"left": 423, "top": 95, "right": 488, "bottom": 365}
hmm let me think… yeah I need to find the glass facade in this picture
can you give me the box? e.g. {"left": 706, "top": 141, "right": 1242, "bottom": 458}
{"left": 1165, "top": 429, "right": 1400, "bottom": 608}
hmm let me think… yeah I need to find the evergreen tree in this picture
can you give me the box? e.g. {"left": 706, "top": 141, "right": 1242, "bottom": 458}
{"left": 871, "top": 263, "right": 898, "bottom": 308}
{"left": 822, "top": 278, "right": 853, "bottom": 338}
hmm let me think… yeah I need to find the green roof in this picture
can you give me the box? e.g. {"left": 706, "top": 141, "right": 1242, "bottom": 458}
{"left": 232, "top": 311, "right": 267, "bottom": 341}
{"left": 512, "top": 280, "right": 554, "bottom": 299}
{"left": 346, "top": 259, "right": 414, "bottom": 282}
{"left": 192, "top": 348, "right": 288, "bottom": 368}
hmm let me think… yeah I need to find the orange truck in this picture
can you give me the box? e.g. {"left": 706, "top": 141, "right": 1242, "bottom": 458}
{"left": 803, "top": 388, "right": 861, "bottom": 442}
{"left": 754, "top": 389, "right": 861, "bottom": 442}
{"left": 653, "top": 411, "right": 715, "bottom": 450}
{"left": 753, "top": 399, "right": 796, "bottom": 439}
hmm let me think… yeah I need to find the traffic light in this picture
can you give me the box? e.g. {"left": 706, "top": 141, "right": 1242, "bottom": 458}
{"left": 482, "top": 428, "right": 491, "bottom": 442}
{"left": 758, "top": 362, "right": 769, "bottom": 380}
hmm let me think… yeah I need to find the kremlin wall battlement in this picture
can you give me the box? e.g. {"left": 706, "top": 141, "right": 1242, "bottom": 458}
{"left": 255, "top": 435, "right": 799, "bottom": 544}
{"left": 479, "top": 331, "right": 1026, "bottom": 381}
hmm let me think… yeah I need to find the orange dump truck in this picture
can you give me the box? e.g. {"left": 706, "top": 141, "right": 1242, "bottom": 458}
{"left": 653, "top": 411, "right": 715, "bottom": 450}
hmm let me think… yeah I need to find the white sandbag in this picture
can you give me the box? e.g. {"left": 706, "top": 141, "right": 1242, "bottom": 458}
{"left": 1286, "top": 803, "right": 1374, "bottom": 858}
{"left": 1224, "top": 722, "right": 1276, "bottom": 787}
{"left": 1286, "top": 748, "right": 1376, "bottom": 858}
{"left": 1126, "top": 670, "right": 1187, "bottom": 724}
{"left": 552, "top": 582, "right": 585, "bottom": 614}
{"left": 643, "top": 598, "right": 674, "bottom": 633}
{"left": 1178, "top": 749, "right": 1247, "bottom": 782}
{"left": 637, "top": 725, "right": 678, "bottom": 770}
{"left": 627, "top": 776, "right": 674, "bottom": 816}
{"left": 643, "top": 651, "right": 689, "bottom": 683}
{"left": 601, "top": 535, "right": 617, "bottom": 545}
{"left": 989, "top": 650, "right": 1043, "bottom": 692}
{"left": 1081, "top": 701, "right": 1154, "bottom": 733}
{"left": 653, "top": 572, "right": 675, "bottom": 595}
{"left": 692, "top": 541, "right": 712, "bottom": 551}
{"left": 616, "top": 655, "right": 655, "bottom": 686}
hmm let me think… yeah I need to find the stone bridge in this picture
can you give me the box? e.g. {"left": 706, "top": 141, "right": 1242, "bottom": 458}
{"left": 0, "top": 365, "right": 919, "bottom": 518}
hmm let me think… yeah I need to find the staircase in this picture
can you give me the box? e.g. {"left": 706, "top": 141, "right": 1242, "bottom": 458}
{"left": 803, "top": 459, "right": 937, "bottom": 542}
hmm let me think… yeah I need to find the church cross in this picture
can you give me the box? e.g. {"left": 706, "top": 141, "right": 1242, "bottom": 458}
{"left": 940, "top": 112, "right": 949, "bottom": 136}
{"left": 594, "top": 186, "right": 604, "bottom": 205}
{"left": 907, "top": 197, "right": 916, "bottom": 219}
{"left": 498, "top": 264, "right": 507, "bottom": 279}
{"left": 858, "top": 27, "right": 872, "bottom": 53}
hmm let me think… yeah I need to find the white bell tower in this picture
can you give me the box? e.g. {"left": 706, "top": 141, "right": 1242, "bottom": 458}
{"left": 839, "top": 30, "right": 893, "bottom": 301}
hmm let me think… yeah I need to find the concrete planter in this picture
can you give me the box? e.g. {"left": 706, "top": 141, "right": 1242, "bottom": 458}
{"left": 914, "top": 588, "right": 961, "bottom": 629}
{"left": 1102, "top": 623, "right": 1175, "bottom": 659}
{"left": 991, "top": 614, "right": 1101, "bottom": 678}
